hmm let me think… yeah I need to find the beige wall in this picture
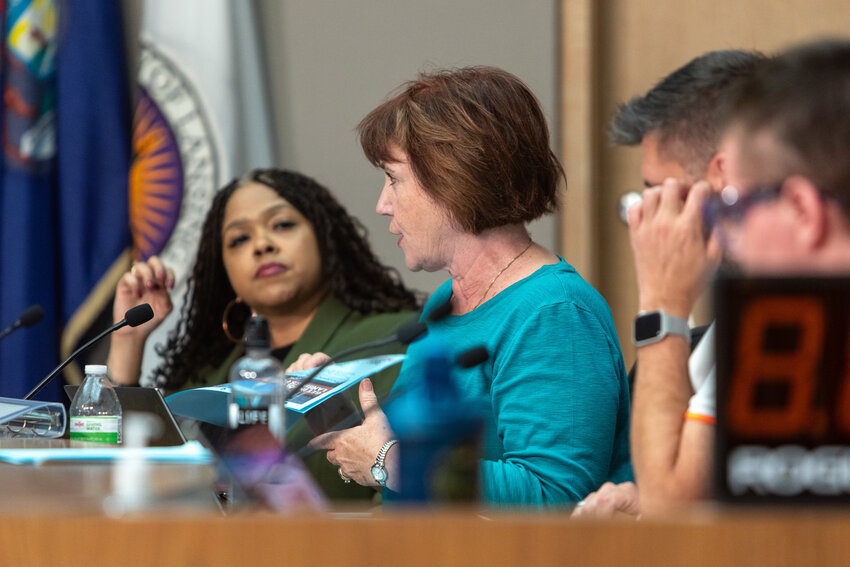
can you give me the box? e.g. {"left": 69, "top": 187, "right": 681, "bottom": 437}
{"left": 561, "top": 0, "right": 850, "bottom": 367}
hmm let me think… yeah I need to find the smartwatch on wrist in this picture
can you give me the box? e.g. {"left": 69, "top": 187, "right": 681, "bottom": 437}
{"left": 633, "top": 309, "right": 691, "bottom": 347}
{"left": 370, "top": 440, "right": 398, "bottom": 487}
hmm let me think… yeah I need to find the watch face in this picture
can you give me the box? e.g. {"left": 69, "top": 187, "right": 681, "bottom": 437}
{"left": 371, "top": 465, "right": 387, "bottom": 484}
{"left": 634, "top": 311, "right": 662, "bottom": 342}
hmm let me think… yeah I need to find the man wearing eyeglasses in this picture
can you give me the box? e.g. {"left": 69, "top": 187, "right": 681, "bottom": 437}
{"left": 574, "top": 51, "right": 764, "bottom": 518}
{"left": 579, "top": 40, "right": 850, "bottom": 519}
{"left": 715, "top": 40, "right": 850, "bottom": 276}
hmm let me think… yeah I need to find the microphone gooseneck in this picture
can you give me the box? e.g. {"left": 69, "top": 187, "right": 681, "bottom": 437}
{"left": 394, "top": 321, "right": 428, "bottom": 345}
{"left": 24, "top": 304, "right": 154, "bottom": 400}
{"left": 284, "top": 320, "right": 427, "bottom": 403}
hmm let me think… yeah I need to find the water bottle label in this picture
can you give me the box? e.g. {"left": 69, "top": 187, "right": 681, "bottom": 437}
{"left": 237, "top": 408, "right": 269, "bottom": 425}
{"left": 70, "top": 416, "right": 122, "bottom": 444}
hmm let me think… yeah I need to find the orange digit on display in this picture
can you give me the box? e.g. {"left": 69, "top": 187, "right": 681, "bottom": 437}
{"left": 728, "top": 297, "right": 823, "bottom": 438}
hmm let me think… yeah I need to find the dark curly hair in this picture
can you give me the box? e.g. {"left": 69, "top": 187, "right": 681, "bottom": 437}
{"left": 152, "top": 169, "right": 420, "bottom": 390}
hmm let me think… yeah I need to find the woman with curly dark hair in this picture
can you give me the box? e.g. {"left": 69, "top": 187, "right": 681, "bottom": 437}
{"left": 106, "top": 168, "right": 420, "bottom": 499}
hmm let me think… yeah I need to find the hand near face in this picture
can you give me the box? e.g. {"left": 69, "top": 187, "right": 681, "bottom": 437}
{"left": 571, "top": 481, "right": 640, "bottom": 520}
{"left": 113, "top": 256, "right": 174, "bottom": 340}
{"left": 627, "top": 179, "right": 722, "bottom": 318}
{"left": 307, "top": 379, "right": 396, "bottom": 488}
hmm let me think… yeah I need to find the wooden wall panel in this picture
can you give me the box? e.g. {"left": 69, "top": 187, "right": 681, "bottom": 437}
{"left": 560, "top": 0, "right": 599, "bottom": 284}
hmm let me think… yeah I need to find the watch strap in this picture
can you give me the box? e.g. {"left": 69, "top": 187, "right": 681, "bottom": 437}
{"left": 664, "top": 312, "right": 691, "bottom": 342}
{"left": 375, "top": 439, "right": 398, "bottom": 468}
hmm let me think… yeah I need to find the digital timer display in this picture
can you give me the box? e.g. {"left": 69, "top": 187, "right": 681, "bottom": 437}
{"left": 714, "top": 275, "right": 850, "bottom": 503}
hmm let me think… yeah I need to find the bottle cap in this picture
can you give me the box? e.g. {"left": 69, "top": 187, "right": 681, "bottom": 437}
{"left": 85, "top": 364, "right": 108, "bottom": 374}
{"left": 244, "top": 315, "right": 271, "bottom": 349}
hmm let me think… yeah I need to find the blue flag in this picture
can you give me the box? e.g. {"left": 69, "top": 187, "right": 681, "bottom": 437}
{"left": 0, "top": 0, "right": 130, "bottom": 401}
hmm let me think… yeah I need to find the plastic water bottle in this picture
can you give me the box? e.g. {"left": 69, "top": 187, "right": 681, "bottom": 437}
{"left": 227, "top": 315, "right": 285, "bottom": 443}
{"left": 69, "top": 364, "right": 123, "bottom": 444}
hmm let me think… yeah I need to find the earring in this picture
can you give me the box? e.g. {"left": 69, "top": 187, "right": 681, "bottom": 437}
{"left": 222, "top": 297, "right": 249, "bottom": 343}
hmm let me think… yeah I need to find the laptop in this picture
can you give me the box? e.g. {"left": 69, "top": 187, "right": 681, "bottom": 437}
{"left": 64, "top": 385, "right": 187, "bottom": 447}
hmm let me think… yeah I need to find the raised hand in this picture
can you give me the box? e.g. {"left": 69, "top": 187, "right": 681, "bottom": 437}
{"left": 113, "top": 255, "right": 175, "bottom": 340}
{"left": 107, "top": 256, "right": 175, "bottom": 385}
{"left": 628, "top": 179, "right": 722, "bottom": 318}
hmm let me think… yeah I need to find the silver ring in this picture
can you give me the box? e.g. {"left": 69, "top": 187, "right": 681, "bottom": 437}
{"left": 338, "top": 468, "right": 351, "bottom": 483}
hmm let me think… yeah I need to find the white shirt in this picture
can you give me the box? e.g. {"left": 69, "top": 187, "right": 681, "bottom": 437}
{"left": 686, "top": 322, "right": 716, "bottom": 423}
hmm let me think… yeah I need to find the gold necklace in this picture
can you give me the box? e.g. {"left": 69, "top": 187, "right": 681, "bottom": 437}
{"left": 472, "top": 240, "right": 533, "bottom": 310}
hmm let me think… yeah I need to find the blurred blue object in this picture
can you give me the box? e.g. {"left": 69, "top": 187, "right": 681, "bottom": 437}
{"left": 385, "top": 338, "right": 483, "bottom": 504}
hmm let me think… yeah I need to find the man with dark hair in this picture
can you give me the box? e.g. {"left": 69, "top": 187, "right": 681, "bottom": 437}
{"left": 574, "top": 50, "right": 764, "bottom": 518}
{"left": 610, "top": 49, "right": 764, "bottom": 187}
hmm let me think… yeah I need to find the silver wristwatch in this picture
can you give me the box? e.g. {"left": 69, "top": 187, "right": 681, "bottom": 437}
{"left": 370, "top": 439, "right": 398, "bottom": 487}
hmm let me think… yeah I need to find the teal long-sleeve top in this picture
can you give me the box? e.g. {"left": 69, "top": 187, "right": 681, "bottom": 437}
{"left": 393, "top": 258, "right": 633, "bottom": 506}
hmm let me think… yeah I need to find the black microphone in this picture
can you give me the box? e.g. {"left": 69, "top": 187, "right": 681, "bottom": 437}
{"left": 24, "top": 304, "right": 154, "bottom": 400}
{"left": 456, "top": 346, "right": 489, "bottom": 369}
{"left": 284, "top": 320, "right": 427, "bottom": 402}
{"left": 426, "top": 297, "right": 453, "bottom": 323}
{"left": 0, "top": 304, "right": 44, "bottom": 341}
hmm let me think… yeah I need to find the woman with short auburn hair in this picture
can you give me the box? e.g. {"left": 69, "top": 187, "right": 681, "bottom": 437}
{"left": 359, "top": 66, "right": 561, "bottom": 234}
{"left": 296, "top": 67, "right": 633, "bottom": 506}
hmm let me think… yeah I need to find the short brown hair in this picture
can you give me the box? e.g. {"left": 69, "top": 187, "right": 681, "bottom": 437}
{"left": 358, "top": 66, "right": 564, "bottom": 234}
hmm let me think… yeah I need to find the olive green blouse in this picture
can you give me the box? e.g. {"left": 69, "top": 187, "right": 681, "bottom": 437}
{"left": 185, "top": 294, "right": 417, "bottom": 501}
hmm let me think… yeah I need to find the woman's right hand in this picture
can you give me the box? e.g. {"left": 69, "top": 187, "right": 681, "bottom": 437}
{"left": 113, "top": 256, "right": 175, "bottom": 340}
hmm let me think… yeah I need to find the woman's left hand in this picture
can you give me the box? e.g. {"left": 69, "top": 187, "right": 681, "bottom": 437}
{"left": 307, "top": 378, "right": 396, "bottom": 488}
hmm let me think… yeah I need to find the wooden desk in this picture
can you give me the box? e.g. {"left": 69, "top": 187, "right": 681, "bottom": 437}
{"left": 0, "top": 439, "right": 217, "bottom": 514}
{"left": 1, "top": 507, "right": 850, "bottom": 567}
{"left": 1, "top": 440, "right": 849, "bottom": 567}
{"left": 0, "top": 511, "right": 850, "bottom": 567}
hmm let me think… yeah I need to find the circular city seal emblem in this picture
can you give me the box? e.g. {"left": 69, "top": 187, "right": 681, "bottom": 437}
{"left": 130, "top": 40, "right": 220, "bottom": 266}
